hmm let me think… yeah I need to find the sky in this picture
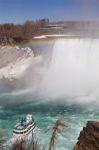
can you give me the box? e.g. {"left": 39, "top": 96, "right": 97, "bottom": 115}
{"left": 0, "top": 0, "right": 99, "bottom": 23}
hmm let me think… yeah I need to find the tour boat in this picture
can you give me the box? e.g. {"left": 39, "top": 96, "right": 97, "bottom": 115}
{"left": 13, "top": 114, "right": 36, "bottom": 138}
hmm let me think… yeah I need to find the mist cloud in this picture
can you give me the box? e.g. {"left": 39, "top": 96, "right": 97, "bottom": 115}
{"left": 40, "top": 38, "right": 99, "bottom": 104}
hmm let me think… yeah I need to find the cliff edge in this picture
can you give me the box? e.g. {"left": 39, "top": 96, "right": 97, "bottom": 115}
{"left": 0, "top": 46, "right": 42, "bottom": 80}
{"left": 73, "top": 121, "right": 99, "bottom": 150}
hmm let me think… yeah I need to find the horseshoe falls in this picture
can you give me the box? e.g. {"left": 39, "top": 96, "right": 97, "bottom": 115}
{"left": 0, "top": 38, "right": 99, "bottom": 150}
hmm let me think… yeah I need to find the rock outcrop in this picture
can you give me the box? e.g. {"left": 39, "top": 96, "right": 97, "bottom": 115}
{"left": 0, "top": 46, "right": 35, "bottom": 79}
{"left": 73, "top": 121, "right": 99, "bottom": 150}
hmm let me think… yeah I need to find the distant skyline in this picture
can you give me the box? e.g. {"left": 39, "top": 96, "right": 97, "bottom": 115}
{"left": 0, "top": 0, "right": 99, "bottom": 23}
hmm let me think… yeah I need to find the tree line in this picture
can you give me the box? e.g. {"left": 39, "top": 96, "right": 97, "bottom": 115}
{"left": 0, "top": 19, "right": 49, "bottom": 45}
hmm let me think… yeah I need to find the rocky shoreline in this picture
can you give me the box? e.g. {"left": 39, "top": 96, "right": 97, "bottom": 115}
{"left": 0, "top": 45, "right": 42, "bottom": 80}
{"left": 73, "top": 121, "right": 99, "bottom": 150}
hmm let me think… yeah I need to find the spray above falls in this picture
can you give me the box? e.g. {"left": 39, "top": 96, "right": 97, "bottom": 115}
{"left": 40, "top": 38, "right": 99, "bottom": 103}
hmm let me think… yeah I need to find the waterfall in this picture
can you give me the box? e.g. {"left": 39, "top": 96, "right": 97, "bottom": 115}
{"left": 41, "top": 38, "right": 99, "bottom": 103}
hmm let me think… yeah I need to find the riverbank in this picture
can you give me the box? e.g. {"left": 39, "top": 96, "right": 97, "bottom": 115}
{"left": 0, "top": 44, "right": 43, "bottom": 81}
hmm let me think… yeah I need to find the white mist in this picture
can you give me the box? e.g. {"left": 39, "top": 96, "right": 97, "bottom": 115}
{"left": 40, "top": 38, "right": 99, "bottom": 103}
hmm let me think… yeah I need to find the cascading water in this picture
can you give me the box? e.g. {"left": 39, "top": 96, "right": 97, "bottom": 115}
{"left": 1, "top": 38, "right": 99, "bottom": 150}
{"left": 41, "top": 38, "right": 99, "bottom": 104}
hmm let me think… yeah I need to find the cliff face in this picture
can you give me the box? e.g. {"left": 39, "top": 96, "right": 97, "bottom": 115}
{"left": 73, "top": 121, "right": 99, "bottom": 150}
{"left": 0, "top": 46, "right": 36, "bottom": 80}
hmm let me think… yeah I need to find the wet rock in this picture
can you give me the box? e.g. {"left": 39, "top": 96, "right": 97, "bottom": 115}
{"left": 73, "top": 121, "right": 99, "bottom": 150}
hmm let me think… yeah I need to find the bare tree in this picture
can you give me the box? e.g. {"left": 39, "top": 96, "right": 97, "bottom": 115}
{"left": 48, "top": 119, "right": 68, "bottom": 150}
{"left": 0, "top": 19, "right": 47, "bottom": 45}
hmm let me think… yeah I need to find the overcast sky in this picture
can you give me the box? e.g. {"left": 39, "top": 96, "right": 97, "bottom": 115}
{"left": 0, "top": 0, "right": 99, "bottom": 23}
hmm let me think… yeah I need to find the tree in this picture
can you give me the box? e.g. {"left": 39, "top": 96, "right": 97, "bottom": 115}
{"left": 48, "top": 119, "right": 68, "bottom": 150}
